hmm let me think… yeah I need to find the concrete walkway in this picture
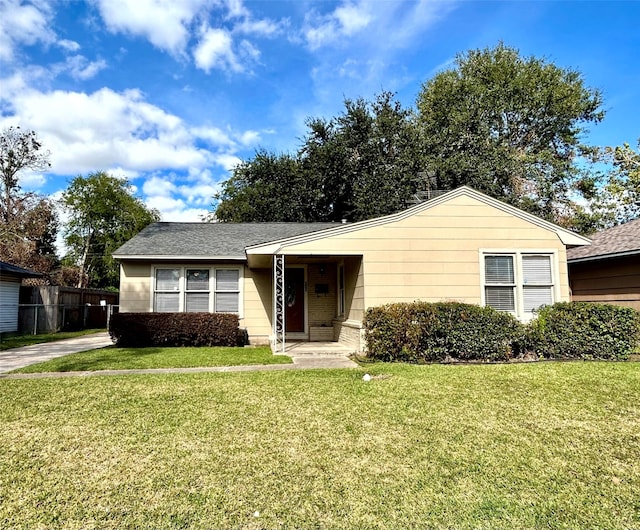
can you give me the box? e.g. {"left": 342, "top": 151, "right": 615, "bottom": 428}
{"left": 0, "top": 332, "right": 359, "bottom": 378}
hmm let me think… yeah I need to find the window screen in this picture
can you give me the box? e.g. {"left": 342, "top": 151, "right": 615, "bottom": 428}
{"left": 484, "top": 255, "right": 514, "bottom": 284}
{"left": 156, "top": 268, "right": 179, "bottom": 291}
{"left": 522, "top": 255, "right": 552, "bottom": 311}
{"left": 215, "top": 269, "right": 239, "bottom": 313}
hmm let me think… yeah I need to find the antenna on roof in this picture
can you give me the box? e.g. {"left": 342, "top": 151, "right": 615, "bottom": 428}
{"left": 408, "top": 171, "right": 446, "bottom": 205}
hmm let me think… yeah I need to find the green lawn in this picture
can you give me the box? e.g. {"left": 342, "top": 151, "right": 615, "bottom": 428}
{"left": 1, "top": 362, "right": 639, "bottom": 529}
{"left": 0, "top": 329, "right": 106, "bottom": 351}
{"left": 11, "top": 345, "right": 292, "bottom": 373}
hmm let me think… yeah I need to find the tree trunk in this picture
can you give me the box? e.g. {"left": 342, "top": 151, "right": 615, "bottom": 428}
{"left": 77, "top": 231, "right": 92, "bottom": 288}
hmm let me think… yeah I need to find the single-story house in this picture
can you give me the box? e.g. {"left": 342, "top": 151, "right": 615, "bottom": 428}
{"left": 567, "top": 218, "right": 640, "bottom": 310}
{"left": 113, "top": 186, "right": 590, "bottom": 352}
{"left": 0, "top": 261, "right": 42, "bottom": 333}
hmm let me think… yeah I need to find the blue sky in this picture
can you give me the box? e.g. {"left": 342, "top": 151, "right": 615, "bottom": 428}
{"left": 1, "top": 0, "right": 639, "bottom": 223}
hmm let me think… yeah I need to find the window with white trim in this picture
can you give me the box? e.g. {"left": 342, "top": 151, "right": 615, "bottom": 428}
{"left": 154, "top": 268, "right": 180, "bottom": 312}
{"left": 185, "top": 269, "right": 209, "bottom": 312}
{"left": 153, "top": 267, "right": 241, "bottom": 314}
{"left": 483, "top": 253, "right": 554, "bottom": 318}
{"left": 215, "top": 269, "right": 240, "bottom": 313}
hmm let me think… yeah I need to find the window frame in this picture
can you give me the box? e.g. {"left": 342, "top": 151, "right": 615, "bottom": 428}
{"left": 152, "top": 265, "right": 243, "bottom": 316}
{"left": 480, "top": 250, "right": 558, "bottom": 320}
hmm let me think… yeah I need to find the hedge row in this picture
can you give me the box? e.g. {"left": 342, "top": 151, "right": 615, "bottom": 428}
{"left": 527, "top": 302, "right": 640, "bottom": 360}
{"left": 364, "top": 301, "right": 640, "bottom": 363}
{"left": 364, "top": 302, "right": 523, "bottom": 363}
{"left": 109, "top": 312, "right": 244, "bottom": 347}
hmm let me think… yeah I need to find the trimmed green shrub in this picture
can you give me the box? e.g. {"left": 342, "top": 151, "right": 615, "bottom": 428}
{"left": 364, "top": 301, "right": 523, "bottom": 363}
{"left": 109, "top": 312, "right": 243, "bottom": 347}
{"left": 527, "top": 302, "right": 640, "bottom": 360}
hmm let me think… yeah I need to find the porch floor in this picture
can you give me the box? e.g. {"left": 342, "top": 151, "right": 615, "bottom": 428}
{"left": 279, "top": 341, "right": 354, "bottom": 357}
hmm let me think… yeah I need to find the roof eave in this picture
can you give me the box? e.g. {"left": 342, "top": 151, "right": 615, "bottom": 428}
{"left": 113, "top": 254, "right": 247, "bottom": 261}
{"left": 568, "top": 248, "right": 640, "bottom": 264}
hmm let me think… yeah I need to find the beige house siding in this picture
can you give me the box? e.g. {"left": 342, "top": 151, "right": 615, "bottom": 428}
{"left": 278, "top": 195, "right": 570, "bottom": 310}
{"left": 119, "top": 262, "right": 152, "bottom": 312}
{"left": 242, "top": 267, "right": 272, "bottom": 344}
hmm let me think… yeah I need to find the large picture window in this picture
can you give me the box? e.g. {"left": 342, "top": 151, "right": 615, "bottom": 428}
{"left": 153, "top": 267, "right": 241, "bottom": 314}
{"left": 483, "top": 252, "right": 554, "bottom": 319}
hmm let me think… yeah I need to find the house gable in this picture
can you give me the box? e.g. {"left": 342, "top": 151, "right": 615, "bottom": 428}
{"left": 246, "top": 187, "right": 590, "bottom": 256}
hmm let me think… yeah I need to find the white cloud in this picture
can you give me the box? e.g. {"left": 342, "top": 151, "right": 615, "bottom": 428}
{"left": 304, "top": 0, "right": 372, "bottom": 50}
{"left": 191, "top": 126, "right": 235, "bottom": 147}
{"left": 0, "top": 0, "right": 56, "bottom": 61}
{"left": 94, "top": 0, "right": 280, "bottom": 74}
{"left": 213, "top": 153, "right": 241, "bottom": 171}
{"left": 63, "top": 55, "right": 108, "bottom": 80}
{"left": 19, "top": 171, "right": 47, "bottom": 188}
{"left": 234, "top": 17, "right": 282, "bottom": 37}
{"left": 144, "top": 193, "right": 209, "bottom": 222}
{"left": 303, "top": 0, "right": 456, "bottom": 51}
{"left": 0, "top": 79, "right": 254, "bottom": 222}
{"left": 95, "top": 0, "right": 210, "bottom": 56}
{"left": 238, "top": 130, "right": 260, "bottom": 146}
{"left": 0, "top": 85, "right": 248, "bottom": 176}
{"left": 58, "top": 39, "right": 80, "bottom": 52}
{"left": 225, "top": 0, "right": 248, "bottom": 19}
{"left": 142, "top": 175, "right": 178, "bottom": 197}
{"left": 178, "top": 182, "right": 218, "bottom": 206}
{"left": 333, "top": 2, "right": 372, "bottom": 35}
{"left": 193, "top": 26, "right": 241, "bottom": 73}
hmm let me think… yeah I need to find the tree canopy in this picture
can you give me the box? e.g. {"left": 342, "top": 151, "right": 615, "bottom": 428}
{"left": 0, "top": 126, "right": 58, "bottom": 275}
{"left": 213, "top": 91, "right": 423, "bottom": 222}
{"left": 416, "top": 43, "right": 604, "bottom": 224}
{"left": 61, "top": 171, "right": 160, "bottom": 289}
{"left": 214, "top": 44, "right": 609, "bottom": 229}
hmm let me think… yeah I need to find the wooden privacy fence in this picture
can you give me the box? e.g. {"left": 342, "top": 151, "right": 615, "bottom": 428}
{"left": 18, "top": 286, "right": 119, "bottom": 334}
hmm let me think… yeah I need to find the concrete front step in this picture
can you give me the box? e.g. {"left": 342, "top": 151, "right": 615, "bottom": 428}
{"left": 279, "top": 341, "right": 355, "bottom": 357}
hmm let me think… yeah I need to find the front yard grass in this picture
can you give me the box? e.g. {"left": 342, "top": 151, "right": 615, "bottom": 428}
{"left": 1, "top": 361, "right": 639, "bottom": 529}
{"left": 11, "top": 345, "right": 292, "bottom": 373}
{"left": 0, "top": 329, "right": 105, "bottom": 351}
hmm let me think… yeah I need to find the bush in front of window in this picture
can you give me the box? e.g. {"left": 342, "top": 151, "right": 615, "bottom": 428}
{"left": 526, "top": 302, "right": 640, "bottom": 360}
{"left": 364, "top": 301, "right": 524, "bottom": 363}
{"left": 109, "top": 312, "right": 244, "bottom": 347}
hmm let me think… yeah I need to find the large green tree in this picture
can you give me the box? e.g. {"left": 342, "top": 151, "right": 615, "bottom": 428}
{"left": 416, "top": 43, "right": 604, "bottom": 224}
{"left": 213, "top": 91, "right": 423, "bottom": 222}
{"left": 61, "top": 172, "right": 160, "bottom": 289}
{"left": 0, "top": 126, "right": 58, "bottom": 275}
{"left": 214, "top": 151, "right": 316, "bottom": 222}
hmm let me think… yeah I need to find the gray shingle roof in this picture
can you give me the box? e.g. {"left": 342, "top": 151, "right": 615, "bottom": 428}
{"left": 113, "top": 222, "right": 340, "bottom": 259}
{"left": 567, "top": 218, "right": 640, "bottom": 262}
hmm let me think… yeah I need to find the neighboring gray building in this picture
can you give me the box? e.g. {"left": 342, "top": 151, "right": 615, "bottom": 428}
{"left": 0, "top": 261, "right": 42, "bottom": 333}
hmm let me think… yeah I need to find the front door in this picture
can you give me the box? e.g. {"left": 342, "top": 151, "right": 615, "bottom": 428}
{"left": 285, "top": 268, "right": 305, "bottom": 333}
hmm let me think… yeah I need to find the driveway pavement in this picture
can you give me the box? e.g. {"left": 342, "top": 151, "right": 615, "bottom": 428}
{"left": 0, "top": 332, "right": 358, "bottom": 377}
{"left": 0, "top": 332, "right": 114, "bottom": 373}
